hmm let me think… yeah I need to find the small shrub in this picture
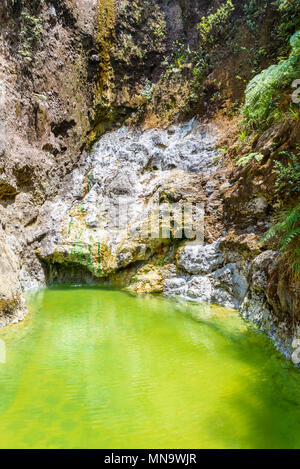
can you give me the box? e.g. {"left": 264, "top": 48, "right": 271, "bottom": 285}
{"left": 262, "top": 146, "right": 300, "bottom": 278}
{"left": 289, "top": 105, "right": 300, "bottom": 121}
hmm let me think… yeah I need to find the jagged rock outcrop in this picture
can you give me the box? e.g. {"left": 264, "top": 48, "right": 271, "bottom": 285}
{"left": 165, "top": 238, "right": 248, "bottom": 309}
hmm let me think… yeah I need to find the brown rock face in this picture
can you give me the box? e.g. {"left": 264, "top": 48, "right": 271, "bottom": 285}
{"left": 0, "top": 228, "right": 26, "bottom": 326}
{"left": 0, "top": 0, "right": 99, "bottom": 319}
{"left": 266, "top": 261, "right": 300, "bottom": 323}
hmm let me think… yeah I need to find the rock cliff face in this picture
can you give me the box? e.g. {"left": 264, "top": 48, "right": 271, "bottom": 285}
{"left": 0, "top": 0, "right": 98, "bottom": 287}
{"left": 0, "top": 0, "right": 299, "bottom": 364}
{"left": 0, "top": 227, "right": 26, "bottom": 326}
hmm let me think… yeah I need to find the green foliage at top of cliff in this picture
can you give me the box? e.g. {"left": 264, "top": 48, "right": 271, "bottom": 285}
{"left": 242, "top": 29, "right": 300, "bottom": 129}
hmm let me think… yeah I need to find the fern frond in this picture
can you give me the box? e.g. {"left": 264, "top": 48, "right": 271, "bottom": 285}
{"left": 281, "top": 227, "right": 300, "bottom": 250}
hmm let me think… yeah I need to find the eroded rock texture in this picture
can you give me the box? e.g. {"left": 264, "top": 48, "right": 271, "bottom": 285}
{"left": 37, "top": 121, "right": 223, "bottom": 284}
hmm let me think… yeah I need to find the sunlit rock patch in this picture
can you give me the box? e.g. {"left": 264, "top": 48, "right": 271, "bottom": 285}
{"left": 165, "top": 240, "right": 248, "bottom": 310}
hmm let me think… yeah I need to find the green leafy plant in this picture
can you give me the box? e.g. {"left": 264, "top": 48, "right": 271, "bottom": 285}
{"left": 262, "top": 146, "right": 300, "bottom": 278}
{"left": 289, "top": 105, "right": 300, "bottom": 121}
{"left": 238, "top": 129, "right": 247, "bottom": 141}
{"left": 141, "top": 79, "right": 155, "bottom": 100}
{"left": 273, "top": 0, "right": 300, "bottom": 49}
{"left": 192, "top": 48, "right": 211, "bottom": 80}
{"left": 170, "top": 40, "right": 189, "bottom": 70}
{"left": 18, "top": 9, "right": 43, "bottom": 63}
{"left": 153, "top": 22, "right": 165, "bottom": 38}
{"left": 198, "top": 0, "right": 235, "bottom": 43}
{"left": 243, "top": 30, "right": 300, "bottom": 129}
{"left": 237, "top": 152, "right": 264, "bottom": 167}
{"left": 277, "top": 0, "right": 295, "bottom": 10}
{"left": 174, "top": 55, "right": 184, "bottom": 69}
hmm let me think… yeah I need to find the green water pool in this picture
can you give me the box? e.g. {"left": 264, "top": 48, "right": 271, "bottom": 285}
{"left": 0, "top": 285, "right": 300, "bottom": 449}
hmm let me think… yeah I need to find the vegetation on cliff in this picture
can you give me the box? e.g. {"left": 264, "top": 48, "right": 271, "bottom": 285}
{"left": 243, "top": 30, "right": 300, "bottom": 129}
{"left": 229, "top": 1, "right": 300, "bottom": 283}
{"left": 262, "top": 147, "right": 300, "bottom": 279}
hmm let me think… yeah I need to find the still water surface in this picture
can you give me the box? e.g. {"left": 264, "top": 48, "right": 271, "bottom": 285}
{"left": 0, "top": 285, "right": 300, "bottom": 449}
